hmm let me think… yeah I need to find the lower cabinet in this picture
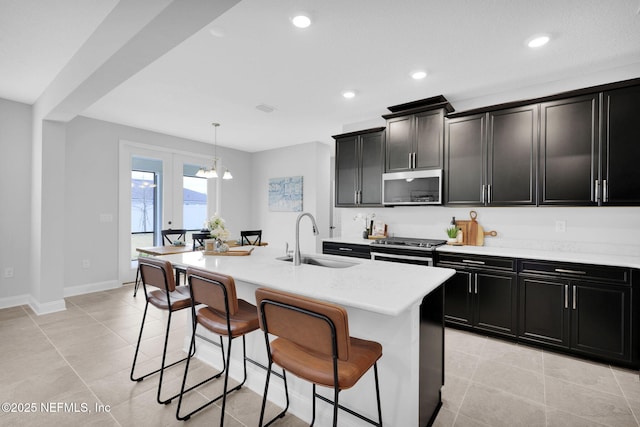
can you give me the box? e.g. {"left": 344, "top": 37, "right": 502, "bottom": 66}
{"left": 322, "top": 241, "right": 371, "bottom": 259}
{"left": 518, "top": 260, "right": 633, "bottom": 364}
{"left": 437, "top": 254, "right": 517, "bottom": 337}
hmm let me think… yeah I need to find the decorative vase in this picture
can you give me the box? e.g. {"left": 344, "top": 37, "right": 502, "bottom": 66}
{"left": 362, "top": 230, "right": 369, "bottom": 239}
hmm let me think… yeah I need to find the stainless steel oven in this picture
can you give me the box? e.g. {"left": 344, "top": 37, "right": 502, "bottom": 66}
{"left": 370, "top": 237, "right": 446, "bottom": 267}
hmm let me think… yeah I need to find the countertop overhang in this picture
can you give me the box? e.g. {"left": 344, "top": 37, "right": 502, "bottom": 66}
{"left": 157, "top": 246, "right": 455, "bottom": 316}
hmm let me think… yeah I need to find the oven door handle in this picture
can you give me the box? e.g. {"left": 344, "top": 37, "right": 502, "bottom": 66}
{"left": 371, "top": 252, "right": 433, "bottom": 263}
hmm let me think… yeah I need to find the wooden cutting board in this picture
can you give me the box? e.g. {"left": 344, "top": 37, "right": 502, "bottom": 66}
{"left": 456, "top": 211, "right": 498, "bottom": 246}
{"left": 204, "top": 247, "right": 255, "bottom": 256}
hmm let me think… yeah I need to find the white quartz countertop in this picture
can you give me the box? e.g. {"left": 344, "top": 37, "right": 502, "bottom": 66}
{"left": 157, "top": 246, "right": 455, "bottom": 316}
{"left": 324, "top": 237, "right": 640, "bottom": 269}
{"left": 436, "top": 244, "right": 640, "bottom": 269}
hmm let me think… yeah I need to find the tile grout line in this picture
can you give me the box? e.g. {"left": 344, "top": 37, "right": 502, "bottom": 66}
{"left": 541, "top": 350, "right": 548, "bottom": 427}
{"left": 21, "top": 301, "right": 123, "bottom": 427}
{"left": 609, "top": 364, "right": 640, "bottom": 427}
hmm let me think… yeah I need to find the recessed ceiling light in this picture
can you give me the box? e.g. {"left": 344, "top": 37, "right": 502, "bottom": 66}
{"left": 342, "top": 90, "right": 356, "bottom": 99}
{"left": 527, "top": 35, "right": 550, "bottom": 48}
{"left": 292, "top": 14, "right": 311, "bottom": 28}
{"left": 411, "top": 71, "right": 427, "bottom": 80}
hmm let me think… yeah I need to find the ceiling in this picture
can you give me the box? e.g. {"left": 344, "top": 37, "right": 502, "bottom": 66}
{"left": 2, "top": 0, "right": 640, "bottom": 153}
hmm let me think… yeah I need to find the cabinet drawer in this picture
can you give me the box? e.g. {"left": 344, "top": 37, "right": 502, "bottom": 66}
{"left": 437, "top": 253, "right": 515, "bottom": 272}
{"left": 519, "top": 259, "right": 630, "bottom": 284}
{"left": 322, "top": 242, "right": 371, "bottom": 259}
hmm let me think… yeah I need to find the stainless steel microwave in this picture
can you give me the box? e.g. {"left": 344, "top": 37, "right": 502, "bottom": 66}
{"left": 382, "top": 169, "right": 442, "bottom": 205}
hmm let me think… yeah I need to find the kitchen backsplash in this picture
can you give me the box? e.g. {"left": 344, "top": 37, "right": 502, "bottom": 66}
{"left": 335, "top": 206, "right": 640, "bottom": 257}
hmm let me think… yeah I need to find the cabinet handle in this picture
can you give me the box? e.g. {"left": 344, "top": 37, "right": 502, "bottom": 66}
{"left": 554, "top": 268, "right": 586, "bottom": 275}
{"left": 487, "top": 184, "right": 492, "bottom": 204}
{"left": 474, "top": 274, "right": 478, "bottom": 294}
{"left": 468, "top": 273, "right": 472, "bottom": 293}
{"left": 354, "top": 191, "right": 358, "bottom": 205}
{"left": 572, "top": 285, "right": 577, "bottom": 310}
{"left": 481, "top": 185, "right": 485, "bottom": 203}
{"left": 603, "top": 179, "right": 608, "bottom": 203}
{"left": 595, "top": 180, "right": 600, "bottom": 203}
{"left": 359, "top": 190, "right": 362, "bottom": 204}
{"left": 409, "top": 153, "right": 413, "bottom": 169}
{"left": 564, "top": 285, "right": 568, "bottom": 309}
{"left": 463, "top": 259, "right": 485, "bottom": 265}
{"left": 338, "top": 247, "right": 353, "bottom": 251}
{"left": 412, "top": 152, "right": 417, "bottom": 169}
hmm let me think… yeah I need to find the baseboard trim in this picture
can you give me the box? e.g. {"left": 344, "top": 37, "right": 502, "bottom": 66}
{"left": 64, "top": 280, "right": 120, "bottom": 297}
{"left": 0, "top": 294, "right": 30, "bottom": 310}
{"left": 28, "top": 296, "right": 66, "bottom": 315}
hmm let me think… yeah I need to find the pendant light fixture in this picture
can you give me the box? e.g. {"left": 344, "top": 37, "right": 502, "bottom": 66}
{"left": 196, "top": 122, "right": 232, "bottom": 179}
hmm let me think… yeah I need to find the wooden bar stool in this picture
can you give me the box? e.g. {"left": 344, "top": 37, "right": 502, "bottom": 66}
{"left": 255, "top": 287, "right": 383, "bottom": 427}
{"left": 174, "top": 267, "right": 260, "bottom": 424}
{"left": 130, "top": 257, "right": 194, "bottom": 404}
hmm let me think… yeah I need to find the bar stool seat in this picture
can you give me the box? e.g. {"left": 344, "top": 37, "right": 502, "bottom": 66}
{"left": 196, "top": 300, "right": 260, "bottom": 337}
{"left": 270, "top": 336, "right": 382, "bottom": 389}
{"left": 147, "top": 287, "right": 191, "bottom": 310}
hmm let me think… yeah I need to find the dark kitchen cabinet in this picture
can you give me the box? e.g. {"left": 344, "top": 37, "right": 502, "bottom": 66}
{"left": 518, "top": 260, "right": 632, "bottom": 363}
{"left": 539, "top": 94, "right": 599, "bottom": 205}
{"left": 322, "top": 241, "right": 371, "bottom": 259}
{"left": 487, "top": 105, "right": 538, "bottom": 205}
{"left": 384, "top": 109, "right": 445, "bottom": 172}
{"left": 444, "top": 114, "right": 486, "bottom": 205}
{"left": 334, "top": 127, "right": 385, "bottom": 207}
{"left": 601, "top": 85, "right": 640, "bottom": 205}
{"left": 438, "top": 253, "right": 517, "bottom": 337}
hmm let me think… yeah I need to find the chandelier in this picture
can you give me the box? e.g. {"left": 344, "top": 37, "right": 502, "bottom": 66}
{"left": 196, "top": 123, "right": 233, "bottom": 179}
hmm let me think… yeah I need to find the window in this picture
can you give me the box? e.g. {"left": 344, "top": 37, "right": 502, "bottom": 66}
{"left": 131, "top": 170, "right": 156, "bottom": 259}
{"left": 183, "top": 164, "right": 208, "bottom": 242}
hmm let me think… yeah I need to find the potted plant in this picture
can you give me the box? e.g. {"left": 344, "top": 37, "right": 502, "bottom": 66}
{"left": 446, "top": 226, "right": 459, "bottom": 244}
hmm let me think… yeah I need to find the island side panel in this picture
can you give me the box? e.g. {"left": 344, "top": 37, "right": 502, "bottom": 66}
{"left": 420, "top": 283, "right": 445, "bottom": 426}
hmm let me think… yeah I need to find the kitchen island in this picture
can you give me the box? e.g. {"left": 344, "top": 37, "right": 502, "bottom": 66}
{"left": 158, "top": 246, "right": 455, "bottom": 426}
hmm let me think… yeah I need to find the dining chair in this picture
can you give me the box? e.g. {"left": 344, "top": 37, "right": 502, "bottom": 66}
{"left": 161, "top": 228, "right": 188, "bottom": 284}
{"left": 255, "top": 287, "right": 383, "bottom": 427}
{"left": 130, "top": 257, "right": 194, "bottom": 405}
{"left": 240, "top": 229, "right": 262, "bottom": 246}
{"left": 175, "top": 267, "right": 260, "bottom": 424}
{"left": 162, "top": 228, "right": 187, "bottom": 245}
{"left": 191, "top": 231, "right": 210, "bottom": 251}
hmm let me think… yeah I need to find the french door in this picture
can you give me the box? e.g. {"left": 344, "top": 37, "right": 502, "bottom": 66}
{"left": 119, "top": 141, "right": 217, "bottom": 283}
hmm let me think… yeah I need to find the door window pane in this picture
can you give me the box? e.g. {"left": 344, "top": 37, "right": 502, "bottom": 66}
{"left": 131, "top": 171, "right": 156, "bottom": 259}
{"left": 183, "top": 174, "right": 208, "bottom": 233}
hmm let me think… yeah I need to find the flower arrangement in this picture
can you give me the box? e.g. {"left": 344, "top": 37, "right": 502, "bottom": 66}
{"left": 204, "top": 214, "right": 230, "bottom": 241}
{"left": 353, "top": 212, "right": 376, "bottom": 230}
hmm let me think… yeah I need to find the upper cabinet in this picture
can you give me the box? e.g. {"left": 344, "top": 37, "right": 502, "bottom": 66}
{"left": 539, "top": 94, "right": 599, "bottom": 205}
{"left": 445, "top": 105, "right": 537, "bottom": 206}
{"left": 382, "top": 96, "right": 453, "bottom": 173}
{"left": 444, "top": 114, "right": 486, "bottom": 205}
{"left": 601, "top": 85, "right": 640, "bottom": 205}
{"left": 334, "top": 127, "right": 385, "bottom": 207}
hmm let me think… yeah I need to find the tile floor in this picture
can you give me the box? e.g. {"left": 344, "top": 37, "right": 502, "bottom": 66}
{"left": 0, "top": 284, "right": 638, "bottom": 427}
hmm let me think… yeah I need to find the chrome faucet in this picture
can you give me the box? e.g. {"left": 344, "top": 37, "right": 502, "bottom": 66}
{"left": 294, "top": 212, "right": 319, "bottom": 266}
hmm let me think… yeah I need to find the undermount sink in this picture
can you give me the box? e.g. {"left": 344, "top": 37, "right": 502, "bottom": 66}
{"left": 276, "top": 255, "right": 357, "bottom": 269}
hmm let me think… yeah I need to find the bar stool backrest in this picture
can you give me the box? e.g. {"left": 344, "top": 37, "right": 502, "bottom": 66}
{"left": 187, "top": 267, "right": 239, "bottom": 315}
{"left": 256, "top": 287, "right": 351, "bottom": 361}
{"left": 139, "top": 257, "right": 176, "bottom": 292}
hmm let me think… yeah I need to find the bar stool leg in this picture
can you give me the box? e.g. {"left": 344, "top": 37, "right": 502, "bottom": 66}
{"left": 258, "top": 362, "right": 289, "bottom": 427}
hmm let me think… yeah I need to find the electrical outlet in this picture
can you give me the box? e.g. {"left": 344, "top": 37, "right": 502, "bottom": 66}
{"left": 82, "top": 259, "right": 91, "bottom": 269}
{"left": 555, "top": 220, "right": 567, "bottom": 232}
{"left": 4, "top": 267, "right": 14, "bottom": 278}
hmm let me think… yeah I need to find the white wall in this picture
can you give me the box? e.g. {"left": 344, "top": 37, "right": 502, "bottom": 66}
{"left": 336, "top": 205, "right": 640, "bottom": 257}
{"left": 0, "top": 99, "right": 32, "bottom": 302}
{"left": 63, "top": 116, "right": 252, "bottom": 291}
{"left": 251, "top": 142, "right": 331, "bottom": 255}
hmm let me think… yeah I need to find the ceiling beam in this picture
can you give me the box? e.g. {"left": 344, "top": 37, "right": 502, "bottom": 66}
{"left": 35, "top": 0, "right": 240, "bottom": 122}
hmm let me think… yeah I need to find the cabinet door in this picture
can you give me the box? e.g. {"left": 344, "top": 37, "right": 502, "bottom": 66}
{"left": 474, "top": 272, "right": 518, "bottom": 336}
{"left": 602, "top": 85, "right": 640, "bottom": 205}
{"left": 488, "top": 105, "right": 538, "bottom": 205}
{"left": 518, "top": 276, "right": 570, "bottom": 349}
{"left": 335, "top": 136, "right": 359, "bottom": 206}
{"left": 359, "top": 131, "right": 384, "bottom": 205}
{"left": 444, "top": 271, "right": 473, "bottom": 327}
{"left": 445, "top": 114, "right": 486, "bottom": 205}
{"left": 415, "top": 110, "right": 444, "bottom": 169}
{"left": 571, "top": 282, "right": 631, "bottom": 362}
{"left": 386, "top": 116, "right": 412, "bottom": 172}
{"left": 539, "top": 95, "right": 599, "bottom": 205}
